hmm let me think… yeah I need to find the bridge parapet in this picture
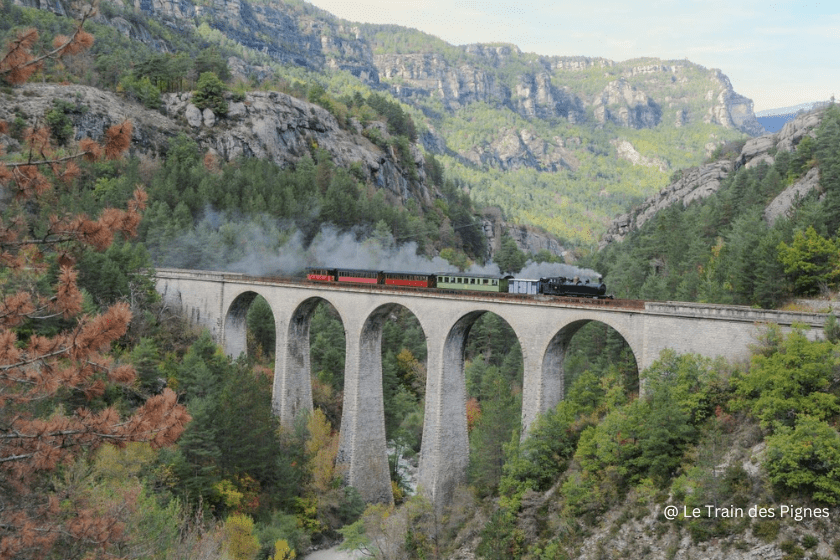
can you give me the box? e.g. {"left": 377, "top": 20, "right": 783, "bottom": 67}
{"left": 645, "top": 301, "right": 827, "bottom": 328}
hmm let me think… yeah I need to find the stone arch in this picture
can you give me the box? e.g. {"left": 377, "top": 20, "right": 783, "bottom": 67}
{"left": 339, "top": 302, "right": 429, "bottom": 504}
{"left": 275, "top": 295, "right": 346, "bottom": 429}
{"left": 222, "top": 289, "right": 278, "bottom": 359}
{"left": 420, "top": 309, "right": 525, "bottom": 505}
{"left": 541, "top": 317, "right": 641, "bottom": 408}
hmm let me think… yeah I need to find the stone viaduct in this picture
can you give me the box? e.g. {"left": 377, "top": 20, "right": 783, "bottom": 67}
{"left": 154, "top": 267, "right": 828, "bottom": 506}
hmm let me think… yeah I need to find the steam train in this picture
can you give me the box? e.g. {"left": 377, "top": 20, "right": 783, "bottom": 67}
{"left": 306, "top": 267, "right": 611, "bottom": 299}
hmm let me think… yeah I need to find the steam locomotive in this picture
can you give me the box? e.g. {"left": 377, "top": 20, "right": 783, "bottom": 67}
{"left": 306, "top": 267, "right": 611, "bottom": 299}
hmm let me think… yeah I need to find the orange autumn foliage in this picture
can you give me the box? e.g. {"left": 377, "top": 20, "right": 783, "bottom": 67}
{"left": 0, "top": 10, "right": 190, "bottom": 559}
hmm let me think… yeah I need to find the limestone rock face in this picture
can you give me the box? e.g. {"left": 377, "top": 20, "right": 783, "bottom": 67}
{"left": 611, "top": 139, "right": 669, "bottom": 172}
{"left": 764, "top": 167, "right": 821, "bottom": 226}
{"left": 599, "top": 107, "right": 829, "bottom": 249}
{"left": 0, "top": 83, "right": 431, "bottom": 206}
{"left": 376, "top": 53, "right": 508, "bottom": 109}
{"left": 704, "top": 71, "right": 764, "bottom": 136}
{"left": 775, "top": 110, "right": 823, "bottom": 153}
{"left": 512, "top": 72, "right": 585, "bottom": 121}
{"left": 375, "top": 51, "right": 586, "bottom": 123}
{"left": 593, "top": 78, "right": 661, "bottom": 129}
{"left": 481, "top": 208, "right": 567, "bottom": 260}
{"left": 599, "top": 160, "right": 733, "bottom": 248}
{"left": 464, "top": 128, "right": 579, "bottom": 172}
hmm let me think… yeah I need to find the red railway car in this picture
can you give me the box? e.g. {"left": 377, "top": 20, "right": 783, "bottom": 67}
{"left": 336, "top": 268, "right": 380, "bottom": 284}
{"left": 382, "top": 271, "right": 436, "bottom": 288}
{"left": 306, "top": 267, "right": 335, "bottom": 282}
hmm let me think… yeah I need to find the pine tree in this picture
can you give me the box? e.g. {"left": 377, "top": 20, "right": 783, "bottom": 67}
{"left": 0, "top": 12, "right": 189, "bottom": 559}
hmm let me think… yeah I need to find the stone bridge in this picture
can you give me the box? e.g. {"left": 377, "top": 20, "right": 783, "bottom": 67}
{"left": 154, "top": 268, "right": 828, "bottom": 506}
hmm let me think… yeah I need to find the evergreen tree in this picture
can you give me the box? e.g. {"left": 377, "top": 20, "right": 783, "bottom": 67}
{"left": 0, "top": 17, "right": 189, "bottom": 558}
{"left": 494, "top": 234, "right": 527, "bottom": 273}
{"left": 247, "top": 295, "right": 277, "bottom": 357}
{"left": 192, "top": 71, "right": 229, "bottom": 115}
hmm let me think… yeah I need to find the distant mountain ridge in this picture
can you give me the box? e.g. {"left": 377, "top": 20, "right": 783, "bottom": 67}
{"left": 13, "top": 0, "right": 764, "bottom": 246}
{"left": 756, "top": 101, "right": 832, "bottom": 133}
{"left": 755, "top": 101, "right": 829, "bottom": 117}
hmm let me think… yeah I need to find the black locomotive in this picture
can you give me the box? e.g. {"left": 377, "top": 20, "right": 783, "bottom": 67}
{"left": 539, "top": 276, "right": 609, "bottom": 298}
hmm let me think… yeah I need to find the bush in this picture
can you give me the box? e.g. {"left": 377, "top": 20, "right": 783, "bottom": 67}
{"left": 45, "top": 98, "right": 87, "bottom": 145}
{"left": 765, "top": 416, "right": 840, "bottom": 505}
{"left": 193, "top": 71, "right": 228, "bottom": 115}
{"left": 120, "top": 75, "right": 162, "bottom": 109}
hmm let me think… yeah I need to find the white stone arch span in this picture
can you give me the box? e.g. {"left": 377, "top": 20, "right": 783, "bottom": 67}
{"left": 222, "top": 288, "right": 280, "bottom": 359}
{"left": 338, "top": 301, "right": 430, "bottom": 504}
{"left": 537, "top": 317, "right": 641, "bottom": 416}
{"left": 419, "top": 309, "right": 528, "bottom": 505}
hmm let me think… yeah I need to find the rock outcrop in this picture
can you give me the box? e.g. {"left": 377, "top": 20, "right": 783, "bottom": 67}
{"left": 600, "top": 160, "right": 733, "bottom": 247}
{"left": 376, "top": 53, "right": 508, "bottom": 109}
{"left": 705, "top": 71, "right": 764, "bottom": 136}
{"left": 464, "top": 128, "right": 578, "bottom": 172}
{"left": 0, "top": 83, "right": 432, "bottom": 206}
{"left": 764, "top": 167, "right": 821, "bottom": 226}
{"left": 599, "top": 107, "right": 828, "bottom": 248}
{"left": 611, "top": 139, "right": 668, "bottom": 172}
{"left": 593, "top": 78, "right": 661, "bottom": 129}
{"left": 481, "top": 208, "right": 567, "bottom": 260}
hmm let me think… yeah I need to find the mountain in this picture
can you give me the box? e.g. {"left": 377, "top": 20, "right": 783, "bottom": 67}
{"left": 756, "top": 101, "right": 832, "bottom": 133}
{"left": 599, "top": 107, "right": 826, "bottom": 249}
{"left": 11, "top": 0, "right": 763, "bottom": 248}
{"left": 5, "top": 5, "right": 840, "bottom": 560}
{"left": 756, "top": 101, "right": 829, "bottom": 117}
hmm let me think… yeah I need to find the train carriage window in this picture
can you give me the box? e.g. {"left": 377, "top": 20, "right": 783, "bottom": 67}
{"left": 483, "top": 279, "right": 488, "bottom": 284}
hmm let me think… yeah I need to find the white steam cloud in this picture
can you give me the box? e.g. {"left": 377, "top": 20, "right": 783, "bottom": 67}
{"left": 152, "top": 209, "right": 600, "bottom": 281}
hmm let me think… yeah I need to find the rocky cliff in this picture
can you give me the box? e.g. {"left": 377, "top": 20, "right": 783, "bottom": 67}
{"left": 599, "top": 107, "right": 827, "bottom": 249}
{"left": 10, "top": 0, "right": 764, "bottom": 248}
{"left": 16, "top": 0, "right": 763, "bottom": 152}
{"left": 377, "top": 51, "right": 761, "bottom": 134}
{"left": 0, "top": 83, "right": 432, "bottom": 206}
{"left": 481, "top": 208, "right": 569, "bottom": 261}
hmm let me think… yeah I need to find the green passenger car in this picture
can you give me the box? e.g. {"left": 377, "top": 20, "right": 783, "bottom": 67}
{"left": 435, "top": 273, "right": 509, "bottom": 293}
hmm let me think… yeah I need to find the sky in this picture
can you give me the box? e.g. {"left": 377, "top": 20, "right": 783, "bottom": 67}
{"left": 301, "top": 0, "right": 838, "bottom": 113}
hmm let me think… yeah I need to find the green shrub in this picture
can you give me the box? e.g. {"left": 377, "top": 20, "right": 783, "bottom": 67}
{"left": 120, "top": 75, "right": 162, "bottom": 109}
{"left": 752, "top": 519, "right": 780, "bottom": 542}
{"left": 802, "top": 535, "right": 819, "bottom": 549}
{"left": 765, "top": 416, "right": 840, "bottom": 505}
{"left": 193, "top": 71, "right": 228, "bottom": 115}
{"left": 45, "top": 99, "right": 87, "bottom": 145}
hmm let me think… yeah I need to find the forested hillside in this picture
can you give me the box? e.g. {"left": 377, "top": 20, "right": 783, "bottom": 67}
{"left": 587, "top": 104, "right": 840, "bottom": 309}
{"left": 5, "top": 0, "right": 760, "bottom": 247}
